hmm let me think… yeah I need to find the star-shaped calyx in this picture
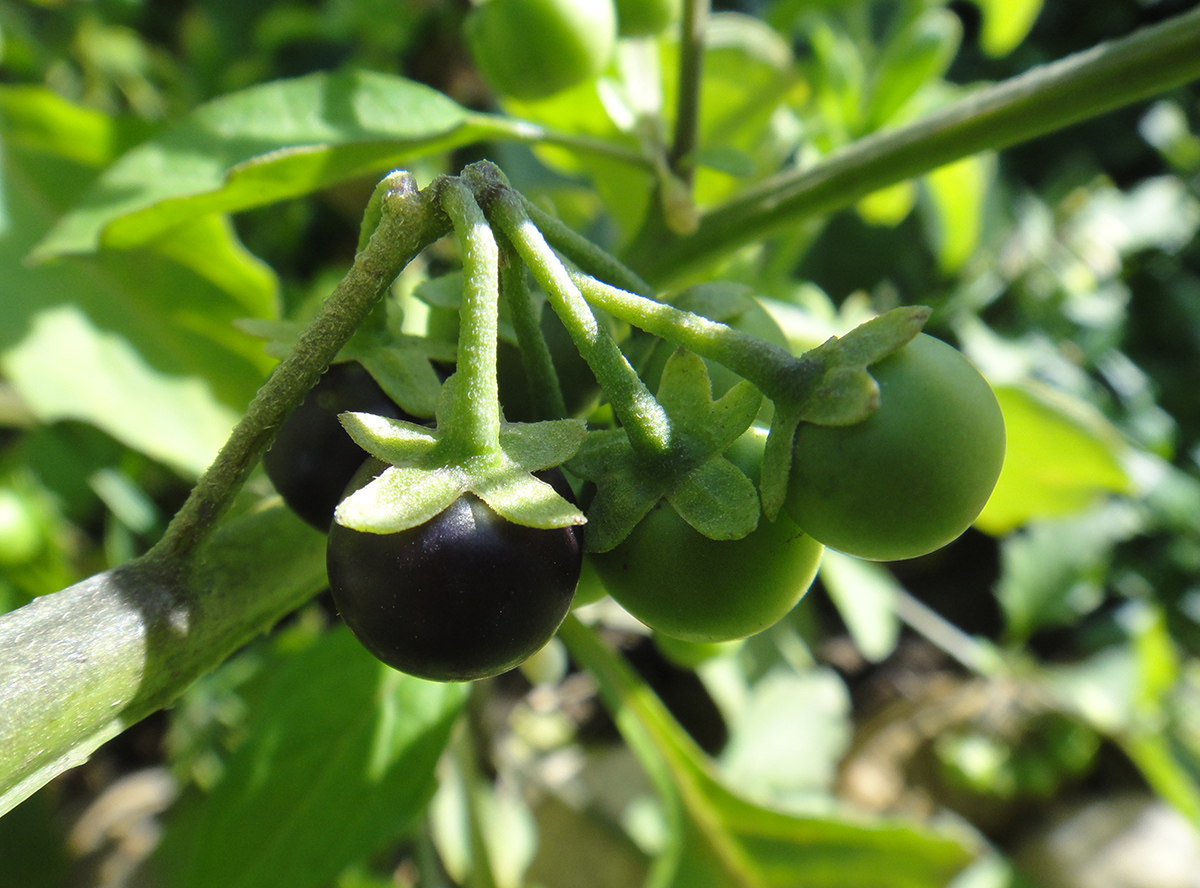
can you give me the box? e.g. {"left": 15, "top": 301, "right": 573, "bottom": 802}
{"left": 569, "top": 349, "right": 763, "bottom": 553}
{"left": 334, "top": 376, "right": 587, "bottom": 534}
{"left": 758, "top": 305, "right": 931, "bottom": 519}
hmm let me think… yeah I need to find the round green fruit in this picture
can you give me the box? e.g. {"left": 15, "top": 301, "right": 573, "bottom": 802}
{"left": 466, "top": 0, "right": 617, "bottom": 101}
{"left": 785, "top": 333, "right": 1005, "bottom": 561}
{"left": 589, "top": 427, "right": 824, "bottom": 643}
{"left": 615, "top": 0, "right": 681, "bottom": 36}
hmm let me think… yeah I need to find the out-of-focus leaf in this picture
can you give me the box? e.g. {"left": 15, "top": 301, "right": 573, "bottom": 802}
{"left": 3, "top": 307, "right": 241, "bottom": 478}
{"left": 867, "top": 8, "right": 962, "bottom": 130}
{"left": 922, "top": 153, "right": 994, "bottom": 273}
{"left": 818, "top": 550, "right": 900, "bottom": 663}
{"left": 975, "top": 383, "right": 1133, "bottom": 535}
{"left": 856, "top": 180, "right": 916, "bottom": 227}
{"left": 970, "top": 0, "right": 1043, "bottom": 57}
{"left": 716, "top": 666, "right": 852, "bottom": 809}
{"left": 1044, "top": 605, "right": 1200, "bottom": 825}
{"left": 149, "top": 626, "right": 469, "bottom": 888}
{"left": 0, "top": 124, "right": 269, "bottom": 474}
{"left": 32, "top": 70, "right": 471, "bottom": 258}
{"left": 996, "top": 501, "right": 1143, "bottom": 642}
{"left": 560, "top": 617, "right": 975, "bottom": 888}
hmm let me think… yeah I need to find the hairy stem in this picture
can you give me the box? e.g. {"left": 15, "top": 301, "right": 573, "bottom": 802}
{"left": 467, "top": 164, "right": 673, "bottom": 459}
{"left": 498, "top": 233, "right": 568, "bottom": 421}
{"left": 437, "top": 178, "right": 504, "bottom": 456}
{"left": 152, "top": 173, "right": 450, "bottom": 562}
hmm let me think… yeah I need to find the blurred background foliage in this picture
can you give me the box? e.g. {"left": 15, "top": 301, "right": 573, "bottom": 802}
{"left": 4, "top": 0, "right": 1200, "bottom": 886}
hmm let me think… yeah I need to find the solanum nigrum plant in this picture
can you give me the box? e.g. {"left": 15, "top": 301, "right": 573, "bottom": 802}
{"left": 318, "top": 162, "right": 1004, "bottom": 677}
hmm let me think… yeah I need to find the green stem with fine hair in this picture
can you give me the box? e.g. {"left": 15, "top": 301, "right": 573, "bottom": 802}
{"left": 436, "top": 178, "right": 504, "bottom": 457}
{"left": 498, "top": 232, "right": 568, "bottom": 421}
{"left": 153, "top": 173, "right": 450, "bottom": 562}
{"left": 469, "top": 165, "right": 675, "bottom": 461}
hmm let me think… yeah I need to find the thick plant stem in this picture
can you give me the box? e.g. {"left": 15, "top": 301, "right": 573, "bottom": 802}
{"left": 153, "top": 172, "right": 450, "bottom": 562}
{"left": 436, "top": 178, "right": 504, "bottom": 456}
{"left": 669, "top": 0, "right": 708, "bottom": 182}
{"left": 470, "top": 166, "right": 674, "bottom": 460}
{"left": 625, "top": 5, "right": 1200, "bottom": 283}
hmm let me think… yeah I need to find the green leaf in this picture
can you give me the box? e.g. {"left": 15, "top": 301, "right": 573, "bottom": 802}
{"left": 975, "top": 383, "right": 1133, "bottom": 535}
{"left": 0, "top": 107, "right": 273, "bottom": 475}
{"left": 560, "top": 617, "right": 975, "bottom": 888}
{"left": 150, "top": 627, "right": 469, "bottom": 888}
{"left": 867, "top": 8, "right": 962, "bottom": 129}
{"left": 996, "top": 501, "right": 1144, "bottom": 642}
{"left": 971, "top": 0, "right": 1043, "bottom": 57}
{"left": 351, "top": 340, "right": 445, "bottom": 418}
{"left": 921, "top": 153, "right": 994, "bottom": 273}
{"left": 3, "top": 306, "right": 242, "bottom": 478}
{"left": 32, "top": 70, "right": 470, "bottom": 258}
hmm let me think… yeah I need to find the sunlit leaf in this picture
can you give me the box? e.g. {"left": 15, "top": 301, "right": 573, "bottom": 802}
{"left": 921, "top": 153, "right": 994, "bottom": 273}
{"left": 32, "top": 70, "right": 471, "bottom": 258}
{"left": 975, "top": 383, "right": 1133, "bottom": 535}
{"left": 971, "top": 0, "right": 1043, "bottom": 57}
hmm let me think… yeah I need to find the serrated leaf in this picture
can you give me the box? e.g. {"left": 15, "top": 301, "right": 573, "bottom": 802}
{"left": 473, "top": 469, "right": 585, "bottom": 529}
{"left": 32, "top": 70, "right": 471, "bottom": 258}
{"left": 667, "top": 458, "right": 760, "bottom": 541}
{"left": 335, "top": 464, "right": 465, "bottom": 534}
{"left": 150, "top": 627, "right": 469, "bottom": 888}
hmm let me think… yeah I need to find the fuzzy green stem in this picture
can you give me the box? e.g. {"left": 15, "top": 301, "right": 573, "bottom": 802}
{"left": 518, "top": 194, "right": 656, "bottom": 298}
{"left": 498, "top": 233, "right": 568, "bottom": 420}
{"left": 468, "top": 167, "right": 673, "bottom": 459}
{"left": 571, "top": 271, "right": 817, "bottom": 402}
{"left": 437, "top": 178, "right": 504, "bottom": 456}
{"left": 152, "top": 173, "right": 449, "bottom": 562}
{"left": 625, "top": 5, "right": 1200, "bottom": 283}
